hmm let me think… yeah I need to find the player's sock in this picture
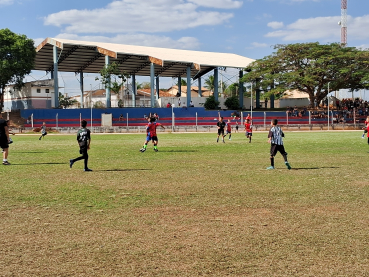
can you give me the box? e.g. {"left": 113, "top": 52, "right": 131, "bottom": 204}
{"left": 270, "top": 157, "right": 274, "bottom": 167}
{"left": 217, "top": 138, "right": 219, "bottom": 142}
{"left": 285, "top": 161, "right": 291, "bottom": 170}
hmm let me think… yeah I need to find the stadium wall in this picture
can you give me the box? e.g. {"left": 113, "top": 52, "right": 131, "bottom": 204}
{"left": 20, "top": 108, "right": 364, "bottom": 128}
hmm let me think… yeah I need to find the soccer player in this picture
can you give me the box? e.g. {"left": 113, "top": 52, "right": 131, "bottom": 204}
{"left": 39, "top": 122, "right": 47, "bottom": 140}
{"left": 69, "top": 120, "right": 92, "bottom": 171}
{"left": 365, "top": 119, "right": 369, "bottom": 145}
{"left": 362, "top": 116, "right": 369, "bottom": 139}
{"left": 267, "top": 119, "right": 291, "bottom": 170}
{"left": 225, "top": 119, "right": 232, "bottom": 140}
{"left": 216, "top": 113, "right": 226, "bottom": 143}
{"left": 140, "top": 116, "right": 165, "bottom": 152}
{"left": 244, "top": 118, "right": 252, "bottom": 143}
{"left": 0, "top": 112, "right": 10, "bottom": 165}
{"left": 235, "top": 121, "right": 239, "bottom": 133}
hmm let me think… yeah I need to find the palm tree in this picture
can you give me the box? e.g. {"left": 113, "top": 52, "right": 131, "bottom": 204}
{"left": 204, "top": 75, "right": 215, "bottom": 92}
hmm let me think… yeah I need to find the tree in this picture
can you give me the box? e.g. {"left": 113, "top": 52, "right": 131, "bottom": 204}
{"left": 0, "top": 28, "right": 36, "bottom": 111}
{"left": 203, "top": 95, "right": 220, "bottom": 110}
{"left": 95, "top": 62, "right": 130, "bottom": 101}
{"left": 241, "top": 42, "right": 369, "bottom": 106}
{"left": 224, "top": 96, "right": 240, "bottom": 110}
{"left": 176, "top": 78, "right": 187, "bottom": 86}
{"left": 204, "top": 75, "right": 215, "bottom": 92}
{"left": 59, "top": 93, "right": 78, "bottom": 109}
{"left": 94, "top": 101, "right": 105, "bottom": 108}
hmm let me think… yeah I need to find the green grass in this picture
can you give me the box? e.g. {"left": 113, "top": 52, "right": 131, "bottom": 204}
{"left": 1, "top": 131, "right": 369, "bottom": 276}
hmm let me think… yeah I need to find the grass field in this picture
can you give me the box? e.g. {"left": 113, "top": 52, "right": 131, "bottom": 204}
{"left": 1, "top": 130, "right": 369, "bottom": 276}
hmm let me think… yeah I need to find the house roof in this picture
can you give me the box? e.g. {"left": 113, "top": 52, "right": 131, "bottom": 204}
{"left": 34, "top": 38, "right": 255, "bottom": 80}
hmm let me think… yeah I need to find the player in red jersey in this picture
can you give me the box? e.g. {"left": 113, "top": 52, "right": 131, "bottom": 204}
{"left": 244, "top": 118, "right": 252, "bottom": 143}
{"left": 362, "top": 116, "right": 369, "bottom": 139}
{"left": 225, "top": 119, "right": 232, "bottom": 140}
{"left": 140, "top": 116, "right": 165, "bottom": 152}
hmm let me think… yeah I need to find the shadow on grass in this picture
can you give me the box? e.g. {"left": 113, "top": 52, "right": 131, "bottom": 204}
{"left": 11, "top": 162, "right": 66, "bottom": 165}
{"left": 160, "top": 150, "right": 198, "bottom": 153}
{"left": 97, "top": 169, "right": 151, "bottom": 172}
{"left": 291, "top": 167, "right": 340, "bottom": 170}
{"left": 15, "top": 152, "right": 46, "bottom": 154}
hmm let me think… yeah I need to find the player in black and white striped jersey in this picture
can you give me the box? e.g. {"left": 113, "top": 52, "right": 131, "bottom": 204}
{"left": 267, "top": 119, "right": 291, "bottom": 170}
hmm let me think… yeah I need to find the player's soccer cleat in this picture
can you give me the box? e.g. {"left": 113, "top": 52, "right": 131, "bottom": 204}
{"left": 2, "top": 161, "right": 10, "bottom": 165}
{"left": 84, "top": 168, "right": 93, "bottom": 172}
{"left": 140, "top": 148, "right": 146, "bottom": 152}
{"left": 266, "top": 166, "right": 275, "bottom": 170}
{"left": 285, "top": 162, "right": 291, "bottom": 170}
{"left": 154, "top": 148, "right": 158, "bottom": 152}
{"left": 69, "top": 159, "right": 74, "bottom": 168}
{"left": 8, "top": 138, "right": 13, "bottom": 144}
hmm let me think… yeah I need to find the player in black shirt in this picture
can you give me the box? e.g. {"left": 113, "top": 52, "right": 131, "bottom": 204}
{"left": 69, "top": 120, "right": 92, "bottom": 171}
{"left": 0, "top": 113, "right": 10, "bottom": 165}
{"left": 217, "top": 113, "right": 226, "bottom": 143}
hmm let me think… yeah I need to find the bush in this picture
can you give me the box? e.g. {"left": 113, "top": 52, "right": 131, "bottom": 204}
{"left": 224, "top": 96, "right": 240, "bottom": 110}
{"left": 204, "top": 96, "right": 220, "bottom": 110}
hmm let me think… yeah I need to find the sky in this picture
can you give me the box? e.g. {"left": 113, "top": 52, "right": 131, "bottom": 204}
{"left": 1, "top": 0, "right": 369, "bottom": 98}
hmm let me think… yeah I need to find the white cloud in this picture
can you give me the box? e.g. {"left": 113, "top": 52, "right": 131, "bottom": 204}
{"left": 0, "top": 0, "right": 13, "bottom": 5}
{"left": 250, "top": 42, "right": 268, "bottom": 48}
{"left": 54, "top": 33, "right": 201, "bottom": 50}
{"left": 188, "top": 0, "right": 243, "bottom": 9}
{"left": 44, "top": 0, "right": 236, "bottom": 34}
{"left": 267, "top": 21, "right": 284, "bottom": 29}
{"left": 265, "top": 15, "right": 369, "bottom": 42}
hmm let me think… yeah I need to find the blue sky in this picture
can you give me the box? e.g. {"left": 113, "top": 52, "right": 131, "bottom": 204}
{"left": 1, "top": 0, "right": 369, "bottom": 97}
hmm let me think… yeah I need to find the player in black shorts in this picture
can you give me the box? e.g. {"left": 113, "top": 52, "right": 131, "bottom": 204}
{"left": 0, "top": 113, "right": 10, "bottom": 165}
{"left": 217, "top": 113, "right": 226, "bottom": 143}
{"left": 267, "top": 119, "right": 291, "bottom": 170}
{"left": 69, "top": 120, "right": 92, "bottom": 171}
{"left": 39, "top": 122, "right": 47, "bottom": 140}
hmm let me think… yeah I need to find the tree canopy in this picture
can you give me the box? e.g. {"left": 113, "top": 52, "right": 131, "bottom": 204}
{"left": 95, "top": 62, "right": 130, "bottom": 95}
{"left": 59, "top": 92, "right": 78, "bottom": 109}
{"left": 0, "top": 28, "right": 36, "bottom": 111}
{"left": 241, "top": 42, "right": 369, "bottom": 106}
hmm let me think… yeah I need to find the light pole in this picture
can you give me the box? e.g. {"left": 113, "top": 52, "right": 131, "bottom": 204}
{"left": 250, "top": 81, "right": 253, "bottom": 118}
{"left": 90, "top": 84, "right": 93, "bottom": 128}
{"left": 171, "top": 104, "right": 175, "bottom": 132}
{"left": 328, "top": 82, "right": 330, "bottom": 131}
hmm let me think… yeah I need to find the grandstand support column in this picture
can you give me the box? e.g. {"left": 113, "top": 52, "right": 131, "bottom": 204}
{"left": 255, "top": 78, "right": 260, "bottom": 109}
{"left": 53, "top": 46, "right": 59, "bottom": 108}
{"left": 178, "top": 76, "right": 181, "bottom": 96}
{"left": 270, "top": 94, "right": 275, "bottom": 109}
{"left": 156, "top": 76, "right": 160, "bottom": 100}
{"left": 214, "top": 67, "right": 219, "bottom": 103}
{"left": 186, "top": 66, "right": 192, "bottom": 107}
{"left": 238, "top": 70, "right": 244, "bottom": 109}
{"left": 270, "top": 80, "right": 275, "bottom": 109}
{"left": 198, "top": 77, "right": 202, "bottom": 97}
{"left": 105, "top": 55, "right": 111, "bottom": 108}
{"left": 80, "top": 72, "right": 84, "bottom": 108}
{"left": 150, "top": 62, "right": 155, "bottom": 108}
{"left": 132, "top": 74, "right": 136, "bottom": 108}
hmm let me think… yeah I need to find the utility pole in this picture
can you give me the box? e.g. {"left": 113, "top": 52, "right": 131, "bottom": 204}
{"left": 339, "top": 0, "right": 348, "bottom": 46}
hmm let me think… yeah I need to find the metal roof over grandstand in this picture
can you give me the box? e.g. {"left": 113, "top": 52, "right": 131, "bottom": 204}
{"left": 35, "top": 38, "right": 255, "bottom": 79}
